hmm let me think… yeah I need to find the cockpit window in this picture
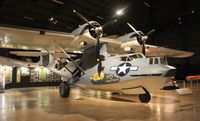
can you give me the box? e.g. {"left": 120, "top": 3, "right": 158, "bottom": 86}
{"left": 154, "top": 58, "right": 159, "bottom": 64}
{"left": 120, "top": 56, "right": 131, "bottom": 61}
{"left": 129, "top": 55, "right": 137, "bottom": 59}
{"left": 120, "top": 54, "right": 145, "bottom": 62}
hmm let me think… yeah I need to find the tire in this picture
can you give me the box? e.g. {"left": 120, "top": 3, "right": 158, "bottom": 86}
{"left": 139, "top": 92, "right": 151, "bottom": 103}
{"left": 59, "top": 82, "right": 70, "bottom": 98}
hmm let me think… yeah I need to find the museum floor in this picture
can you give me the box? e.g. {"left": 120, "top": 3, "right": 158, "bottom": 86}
{"left": 0, "top": 84, "right": 200, "bottom": 121}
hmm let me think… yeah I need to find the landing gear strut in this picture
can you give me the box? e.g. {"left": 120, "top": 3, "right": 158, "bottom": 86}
{"left": 139, "top": 87, "right": 151, "bottom": 103}
{"left": 59, "top": 82, "right": 70, "bottom": 98}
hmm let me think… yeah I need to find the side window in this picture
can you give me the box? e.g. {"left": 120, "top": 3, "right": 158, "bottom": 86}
{"left": 160, "top": 58, "right": 165, "bottom": 64}
{"left": 149, "top": 58, "right": 153, "bottom": 64}
{"left": 154, "top": 58, "right": 159, "bottom": 64}
{"left": 164, "top": 57, "right": 168, "bottom": 64}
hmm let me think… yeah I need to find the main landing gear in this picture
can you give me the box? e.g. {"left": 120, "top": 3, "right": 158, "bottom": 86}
{"left": 59, "top": 82, "right": 70, "bottom": 98}
{"left": 139, "top": 87, "right": 151, "bottom": 103}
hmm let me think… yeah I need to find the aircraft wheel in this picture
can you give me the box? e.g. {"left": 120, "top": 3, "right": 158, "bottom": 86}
{"left": 139, "top": 92, "right": 151, "bottom": 103}
{"left": 59, "top": 82, "right": 70, "bottom": 98}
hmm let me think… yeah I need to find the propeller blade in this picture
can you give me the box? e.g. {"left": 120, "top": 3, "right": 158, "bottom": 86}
{"left": 96, "top": 36, "right": 102, "bottom": 77}
{"left": 102, "top": 19, "right": 117, "bottom": 29}
{"left": 96, "top": 36, "right": 100, "bottom": 59}
{"left": 97, "top": 61, "right": 102, "bottom": 77}
{"left": 127, "top": 22, "right": 142, "bottom": 37}
{"left": 73, "top": 10, "right": 95, "bottom": 28}
{"left": 146, "top": 29, "right": 155, "bottom": 36}
{"left": 142, "top": 42, "right": 146, "bottom": 56}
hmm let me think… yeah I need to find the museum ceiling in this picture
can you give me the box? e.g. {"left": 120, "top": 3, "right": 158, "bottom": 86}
{"left": 0, "top": 0, "right": 199, "bottom": 35}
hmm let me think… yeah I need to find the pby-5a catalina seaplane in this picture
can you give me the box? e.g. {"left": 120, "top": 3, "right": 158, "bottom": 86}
{"left": 0, "top": 10, "right": 193, "bottom": 103}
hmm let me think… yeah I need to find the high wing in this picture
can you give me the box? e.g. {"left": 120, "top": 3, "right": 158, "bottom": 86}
{"left": 0, "top": 26, "right": 122, "bottom": 57}
{"left": 131, "top": 44, "right": 194, "bottom": 58}
{"left": 0, "top": 26, "right": 96, "bottom": 53}
{"left": 0, "top": 26, "right": 193, "bottom": 58}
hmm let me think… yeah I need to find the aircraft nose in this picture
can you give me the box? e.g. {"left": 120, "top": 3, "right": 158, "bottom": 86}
{"left": 164, "top": 66, "right": 176, "bottom": 77}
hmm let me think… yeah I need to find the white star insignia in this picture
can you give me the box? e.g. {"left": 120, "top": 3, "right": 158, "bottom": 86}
{"left": 117, "top": 63, "right": 129, "bottom": 74}
{"left": 110, "top": 63, "right": 138, "bottom": 76}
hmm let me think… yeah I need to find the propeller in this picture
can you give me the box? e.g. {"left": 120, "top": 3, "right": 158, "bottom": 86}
{"left": 73, "top": 10, "right": 95, "bottom": 28}
{"left": 127, "top": 22, "right": 155, "bottom": 56}
{"left": 73, "top": 10, "right": 116, "bottom": 77}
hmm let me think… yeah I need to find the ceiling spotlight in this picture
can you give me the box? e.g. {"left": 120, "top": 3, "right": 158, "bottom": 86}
{"left": 49, "top": 17, "right": 54, "bottom": 21}
{"left": 116, "top": 9, "right": 124, "bottom": 16}
{"left": 191, "top": 10, "right": 195, "bottom": 13}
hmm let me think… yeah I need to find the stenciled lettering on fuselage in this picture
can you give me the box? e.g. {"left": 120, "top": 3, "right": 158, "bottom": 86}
{"left": 90, "top": 72, "right": 120, "bottom": 85}
{"left": 110, "top": 63, "right": 138, "bottom": 77}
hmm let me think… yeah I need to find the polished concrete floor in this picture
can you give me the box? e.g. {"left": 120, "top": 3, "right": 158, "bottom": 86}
{"left": 0, "top": 84, "right": 200, "bottom": 121}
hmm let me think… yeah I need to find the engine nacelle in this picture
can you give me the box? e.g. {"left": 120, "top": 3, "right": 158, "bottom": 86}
{"left": 71, "top": 21, "right": 102, "bottom": 39}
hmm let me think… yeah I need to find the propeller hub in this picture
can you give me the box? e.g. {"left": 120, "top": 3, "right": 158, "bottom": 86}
{"left": 141, "top": 36, "right": 148, "bottom": 41}
{"left": 88, "top": 21, "right": 103, "bottom": 38}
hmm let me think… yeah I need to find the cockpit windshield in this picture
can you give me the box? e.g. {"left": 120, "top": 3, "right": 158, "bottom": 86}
{"left": 120, "top": 53, "right": 145, "bottom": 61}
{"left": 129, "top": 54, "right": 144, "bottom": 60}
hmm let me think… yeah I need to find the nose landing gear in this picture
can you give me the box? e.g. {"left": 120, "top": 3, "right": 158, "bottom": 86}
{"left": 59, "top": 82, "right": 70, "bottom": 98}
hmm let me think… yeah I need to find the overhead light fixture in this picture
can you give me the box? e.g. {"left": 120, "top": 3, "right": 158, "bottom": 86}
{"left": 53, "top": 20, "right": 58, "bottom": 24}
{"left": 52, "top": 0, "right": 64, "bottom": 5}
{"left": 24, "top": 16, "right": 34, "bottom": 20}
{"left": 116, "top": 9, "right": 124, "bottom": 16}
{"left": 65, "top": 26, "right": 73, "bottom": 30}
{"left": 144, "top": 2, "right": 151, "bottom": 7}
{"left": 96, "top": 16, "right": 104, "bottom": 20}
{"left": 48, "top": 17, "right": 58, "bottom": 24}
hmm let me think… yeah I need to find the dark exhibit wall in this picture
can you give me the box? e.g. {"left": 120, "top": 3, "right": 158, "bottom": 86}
{"left": 147, "top": 0, "right": 200, "bottom": 79}
{"left": 154, "top": 25, "right": 200, "bottom": 79}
